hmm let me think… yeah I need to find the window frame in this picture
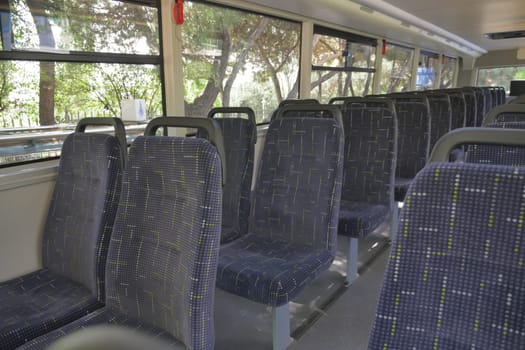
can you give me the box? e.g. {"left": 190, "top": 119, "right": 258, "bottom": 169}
{"left": 0, "top": 0, "right": 164, "bottom": 168}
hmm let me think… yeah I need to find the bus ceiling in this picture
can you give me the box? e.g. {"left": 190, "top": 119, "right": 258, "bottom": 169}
{"left": 233, "top": 0, "right": 525, "bottom": 57}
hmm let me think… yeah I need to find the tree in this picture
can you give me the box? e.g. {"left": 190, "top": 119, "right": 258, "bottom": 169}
{"left": 182, "top": 2, "right": 301, "bottom": 120}
{"left": 26, "top": 0, "right": 57, "bottom": 125}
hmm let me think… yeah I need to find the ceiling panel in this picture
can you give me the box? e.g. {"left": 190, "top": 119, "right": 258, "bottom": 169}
{"left": 384, "top": 0, "right": 525, "bottom": 51}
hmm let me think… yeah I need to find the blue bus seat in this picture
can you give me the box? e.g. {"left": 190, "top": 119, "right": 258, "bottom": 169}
{"left": 466, "top": 121, "right": 525, "bottom": 166}
{"left": 369, "top": 128, "right": 525, "bottom": 349}
{"left": 17, "top": 119, "right": 224, "bottom": 350}
{"left": 390, "top": 95, "right": 430, "bottom": 202}
{"left": 424, "top": 92, "right": 452, "bottom": 151}
{"left": 337, "top": 105, "right": 397, "bottom": 285}
{"left": 482, "top": 103, "right": 525, "bottom": 124}
{"left": 198, "top": 107, "right": 256, "bottom": 243}
{"left": 0, "top": 118, "right": 125, "bottom": 349}
{"left": 369, "top": 161, "right": 525, "bottom": 349}
{"left": 216, "top": 105, "right": 344, "bottom": 350}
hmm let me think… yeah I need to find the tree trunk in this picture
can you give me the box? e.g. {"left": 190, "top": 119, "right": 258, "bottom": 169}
{"left": 39, "top": 62, "right": 55, "bottom": 125}
{"left": 27, "top": 0, "right": 56, "bottom": 125}
{"left": 185, "top": 29, "right": 231, "bottom": 117}
{"left": 222, "top": 17, "right": 270, "bottom": 106}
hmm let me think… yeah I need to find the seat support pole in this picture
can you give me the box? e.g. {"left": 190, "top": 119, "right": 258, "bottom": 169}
{"left": 272, "top": 303, "right": 291, "bottom": 350}
{"left": 345, "top": 237, "right": 359, "bottom": 286}
{"left": 390, "top": 202, "right": 400, "bottom": 243}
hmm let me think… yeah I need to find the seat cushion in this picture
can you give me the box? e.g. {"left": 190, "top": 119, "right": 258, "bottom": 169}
{"left": 216, "top": 234, "right": 335, "bottom": 307}
{"left": 337, "top": 201, "right": 390, "bottom": 238}
{"left": 0, "top": 269, "right": 102, "bottom": 349}
{"left": 17, "top": 307, "right": 185, "bottom": 350}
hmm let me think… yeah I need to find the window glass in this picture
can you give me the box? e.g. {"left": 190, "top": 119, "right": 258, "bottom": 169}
{"left": 477, "top": 66, "right": 525, "bottom": 95}
{"left": 440, "top": 56, "right": 457, "bottom": 88}
{"left": 416, "top": 51, "right": 438, "bottom": 90}
{"left": 182, "top": 2, "right": 301, "bottom": 124}
{"left": 0, "top": 1, "right": 161, "bottom": 167}
{"left": 2, "top": 0, "right": 159, "bottom": 55}
{"left": 311, "top": 71, "right": 374, "bottom": 102}
{"left": 311, "top": 29, "right": 376, "bottom": 103}
{"left": 0, "top": 61, "right": 161, "bottom": 166}
{"left": 380, "top": 44, "right": 414, "bottom": 93}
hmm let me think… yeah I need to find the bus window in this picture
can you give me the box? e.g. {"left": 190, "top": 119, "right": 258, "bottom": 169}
{"left": 440, "top": 56, "right": 457, "bottom": 88}
{"left": 380, "top": 43, "right": 414, "bottom": 93}
{"left": 182, "top": 1, "right": 300, "bottom": 124}
{"left": 416, "top": 50, "right": 439, "bottom": 90}
{"left": 477, "top": 66, "right": 525, "bottom": 95}
{"left": 310, "top": 26, "right": 376, "bottom": 103}
{"left": 0, "top": 0, "right": 161, "bottom": 167}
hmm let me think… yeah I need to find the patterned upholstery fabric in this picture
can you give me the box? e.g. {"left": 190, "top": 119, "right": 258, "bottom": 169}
{"left": 0, "top": 270, "right": 102, "bottom": 350}
{"left": 0, "top": 132, "right": 123, "bottom": 350}
{"left": 216, "top": 235, "right": 335, "bottom": 306}
{"left": 426, "top": 93, "right": 452, "bottom": 150}
{"left": 17, "top": 308, "right": 186, "bottom": 349}
{"left": 42, "top": 133, "right": 123, "bottom": 299}
{"left": 393, "top": 100, "right": 430, "bottom": 201}
{"left": 466, "top": 121, "right": 525, "bottom": 166}
{"left": 368, "top": 162, "right": 525, "bottom": 349}
{"left": 447, "top": 91, "right": 466, "bottom": 130}
{"left": 473, "top": 88, "right": 487, "bottom": 126}
{"left": 462, "top": 90, "right": 477, "bottom": 127}
{"left": 198, "top": 118, "right": 254, "bottom": 243}
{"left": 17, "top": 136, "right": 223, "bottom": 350}
{"left": 338, "top": 107, "right": 397, "bottom": 238}
{"left": 338, "top": 201, "right": 390, "bottom": 238}
{"left": 216, "top": 117, "right": 344, "bottom": 306}
{"left": 492, "top": 112, "right": 525, "bottom": 123}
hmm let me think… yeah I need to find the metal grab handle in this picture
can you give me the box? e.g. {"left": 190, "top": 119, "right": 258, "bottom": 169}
{"left": 429, "top": 127, "right": 525, "bottom": 163}
{"left": 144, "top": 116, "right": 227, "bottom": 184}
{"left": 207, "top": 107, "right": 257, "bottom": 144}
{"left": 75, "top": 117, "right": 127, "bottom": 166}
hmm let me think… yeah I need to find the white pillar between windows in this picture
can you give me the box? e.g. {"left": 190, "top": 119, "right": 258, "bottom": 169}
{"left": 372, "top": 41, "right": 383, "bottom": 94}
{"left": 299, "top": 21, "right": 314, "bottom": 99}
{"left": 434, "top": 55, "right": 443, "bottom": 90}
{"left": 161, "top": 0, "right": 186, "bottom": 136}
{"left": 410, "top": 47, "right": 420, "bottom": 91}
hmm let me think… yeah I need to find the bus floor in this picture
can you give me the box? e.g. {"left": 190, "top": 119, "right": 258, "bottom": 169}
{"left": 214, "top": 224, "right": 391, "bottom": 350}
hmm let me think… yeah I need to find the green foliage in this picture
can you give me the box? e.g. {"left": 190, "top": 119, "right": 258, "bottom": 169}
{"left": 478, "top": 66, "right": 525, "bottom": 94}
{"left": 514, "top": 69, "right": 525, "bottom": 79}
{"left": 182, "top": 1, "right": 301, "bottom": 119}
{"left": 0, "top": 0, "right": 161, "bottom": 128}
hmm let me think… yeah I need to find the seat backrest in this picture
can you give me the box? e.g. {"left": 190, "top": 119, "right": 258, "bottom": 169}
{"left": 104, "top": 135, "right": 222, "bottom": 350}
{"left": 446, "top": 90, "right": 466, "bottom": 130}
{"left": 391, "top": 95, "right": 430, "bottom": 179}
{"left": 340, "top": 106, "right": 397, "bottom": 208}
{"left": 250, "top": 112, "right": 344, "bottom": 256}
{"left": 483, "top": 103, "right": 525, "bottom": 124}
{"left": 368, "top": 161, "right": 525, "bottom": 349}
{"left": 270, "top": 99, "right": 320, "bottom": 121}
{"left": 424, "top": 92, "right": 452, "bottom": 150}
{"left": 198, "top": 107, "right": 256, "bottom": 243}
{"left": 461, "top": 89, "right": 477, "bottom": 127}
{"left": 466, "top": 121, "right": 525, "bottom": 166}
{"left": 42, "top": 128, "right": 124, "bottom": 301}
